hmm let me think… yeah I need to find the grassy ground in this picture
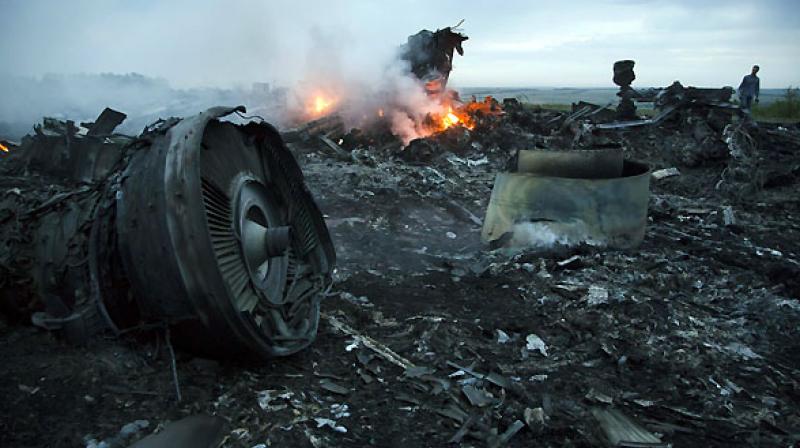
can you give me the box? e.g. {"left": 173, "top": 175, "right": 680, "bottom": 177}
{"left": 527, "top": 88, "right": 800, "bottom": 123}
{"left": 530, "top": 102, "right": 657, "bottom": 117}
{"left": 752, "top": 87, "right": 800, "bottom": 123}
{"left": 526, "top": 103, "right": 571, "bottom": 112}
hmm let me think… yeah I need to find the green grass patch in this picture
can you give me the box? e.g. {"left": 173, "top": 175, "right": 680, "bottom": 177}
{"left": 524, "top": 103, "right": 573, "bottom": 112}
{"left": 753, "top": 87, "right": 800, "bottom": 122}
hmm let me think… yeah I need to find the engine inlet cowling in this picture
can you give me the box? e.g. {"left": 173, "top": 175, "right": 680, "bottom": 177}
{"left": 0, "top": 106, "right": 336, "bottom": 359}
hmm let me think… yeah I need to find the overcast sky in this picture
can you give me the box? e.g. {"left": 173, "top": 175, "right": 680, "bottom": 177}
{"left": 1, "top": 0, "right": 798, "bottom": 89}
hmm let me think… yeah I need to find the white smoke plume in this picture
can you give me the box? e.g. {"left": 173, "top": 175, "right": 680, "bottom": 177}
{"left": 0, "top": 2, "right": 456, "bottom": 142}
{"left": 283, "top": 27, "right": 449, "bottom": 144}
{"left": 509, "top": 221, "right": 606, "bottom": 249}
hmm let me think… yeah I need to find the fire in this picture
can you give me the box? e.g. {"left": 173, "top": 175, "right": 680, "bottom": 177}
{"left": 313, "top": 95, "right": 334, "bottom": 115}
{"left": 0, "top": 142, "right": 8, "bottom": 153}
{"left": 300, "top": 92, "right": 338, "bottom": 120}
{"left": 418, "top": 96, "right": 503, "bottom": 135}
{"left": 431, "top": 95, "right": 503, "bottom": 132}
{"left": 442, "top": 107, "right": 462, "bottom": 129}
{"left": 424, "top": 78, "right": 445, "bottom": 95}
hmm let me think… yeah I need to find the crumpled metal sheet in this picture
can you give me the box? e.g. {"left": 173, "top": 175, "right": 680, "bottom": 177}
{"left": 0, "top": 121, "right": 127, "bottom": 339}
{"left": 482, "top": 149, "right": 651, "bottom": 250}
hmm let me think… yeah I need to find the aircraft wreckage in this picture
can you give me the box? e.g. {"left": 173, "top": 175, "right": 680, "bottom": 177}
{"left": 0, "top": 21, "right": 473, "bottom": 360}
{"left": 0, "top": 106, "right": 335, "bottom": 358}
{"left": 2, "top": 23, "right": 800, "bottom": 446}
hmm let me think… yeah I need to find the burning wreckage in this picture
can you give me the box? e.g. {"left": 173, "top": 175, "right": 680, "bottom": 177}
{"left": 2, "top": 26, "right": 800, "bottom": 448}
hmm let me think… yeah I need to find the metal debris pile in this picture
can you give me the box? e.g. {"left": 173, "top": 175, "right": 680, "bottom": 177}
{"left": 0, "top": 106, "right": 335, "bottom": 360}
{"left": 197, "top": 96, "right": 799, "bottom": 446}
{"left": 2, "top": 82, "right": 800, "bottom": 446}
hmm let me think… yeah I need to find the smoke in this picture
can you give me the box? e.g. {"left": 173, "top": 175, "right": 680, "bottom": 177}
{"left": 509, "top": 221, "right": 606, "bottom": 249}
{"left": 0, "top": 72, "right": 287, "bottom": 137}
{"left": 283, "top": 27, "right": 448, "bottom": 144}
{"left": 0, "top": 1, "right": 453, "bottom": 142}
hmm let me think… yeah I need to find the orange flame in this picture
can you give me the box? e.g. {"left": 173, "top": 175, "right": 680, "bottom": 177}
{"left": 313, "top": 95, "right": 333, "bottom": 115}
{"left": 301, "top": 92, "right": 338, "bottom": 120}
{"left": 429, "top": 104, "right": 474, "bottom": 132}
{"left": 431, "top": 96, "right": 503, "bottom": 132}
{"left": 424, "top": 78, "right": 445, "bottom": 95}
{"left": 0, "top": 142, "right": 8, "bottom": 153}
{"left": 442, "top": 107, "right": 462, "bottom": 129}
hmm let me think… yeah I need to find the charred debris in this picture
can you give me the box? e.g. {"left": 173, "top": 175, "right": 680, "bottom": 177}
{"left": 0, "top": 106, "right": 335, "bottom": 359}
{"left": 2, "top": 26, "right": 800, "bottom": 448}
{"left": 399, "top": 20, "right": 468, "bottom": 95}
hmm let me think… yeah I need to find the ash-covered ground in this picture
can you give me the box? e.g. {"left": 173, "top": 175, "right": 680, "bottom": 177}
{"left": 1, "top": 101, "right": 799, "bottom": 447}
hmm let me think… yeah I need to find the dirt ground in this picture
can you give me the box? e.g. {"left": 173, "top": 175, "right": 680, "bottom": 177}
{"left": 1, "top": 109, "right": 800, "bottom": 447}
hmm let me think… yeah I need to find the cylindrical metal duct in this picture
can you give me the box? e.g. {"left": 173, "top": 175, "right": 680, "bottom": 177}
{"left": 483, "top": 148, "right": 650, "bottom": 250}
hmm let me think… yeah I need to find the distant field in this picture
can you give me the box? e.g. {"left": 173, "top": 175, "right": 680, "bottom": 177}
{"left": 1, "top": 86, "right": 793, "bottom": 141}
{"left": 458, "top": 87, "right": 787, "bottom": 107}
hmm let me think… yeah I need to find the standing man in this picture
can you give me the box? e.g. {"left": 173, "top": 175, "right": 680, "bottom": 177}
{"left": 738, "top": 65, "right": 760, "bottom": 111}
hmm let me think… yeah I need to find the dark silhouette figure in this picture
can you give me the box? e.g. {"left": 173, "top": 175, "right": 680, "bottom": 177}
{"left": 738, "top": 65, "right": 760, "bottom": 111}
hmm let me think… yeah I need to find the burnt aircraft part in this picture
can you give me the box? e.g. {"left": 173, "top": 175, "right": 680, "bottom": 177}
{"left": 117, "top": 106, "right": 335, "bottom": 358}
{"left": 0, "top": 106, "right": 334, "bottom": 358}
{"left": 233, "top": 180, "right": 291, "bottom": 303}
{"left": 400, "top": 26, "right": 469, "bottom": 94}
{"left": 614, "top": 60, "right": 638, "bottom": 120}
{"left": 613, "top": 60, "right": 636, "bottom": 88}
{"left": 482, "top": 149, "right": 651, "bottom": 250}
{"left": 0, "top": 119, "right": 133, "bottom": 339}
{"left": 516, "top": 147, "right": 623, "bottom": 179}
